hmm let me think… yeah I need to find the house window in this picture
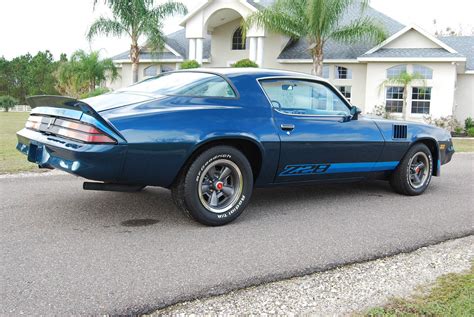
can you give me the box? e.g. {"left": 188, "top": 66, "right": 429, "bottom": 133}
{"left": 160, "top": 64, "right": 175, "bottom": 73}
{"left": 232, "top": 27, "right": 246, "bottom": 50}
{"left": 411, "top": 87, "right": 431, "bottom": 114}
{"left": 413, "top": 65, "right": 433, "bottom": 79}
{"left": 337, "top": 86, "right": 351, "bottom": 102}
{"left": 144, "top": 65, "right": 158, "bottom": 77}
{"left": 322, "top": 65, "right": 330, "bottom": 78}
{"left": 385, "top": 87, "right": 404, "bottom": 113}
{"left": 335, "top": 66, "right": 352, "bottom": 79}
{"left": 387, "top": 65, "right": 407, "bottom": 79}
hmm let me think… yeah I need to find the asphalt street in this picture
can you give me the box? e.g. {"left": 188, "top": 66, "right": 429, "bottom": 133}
{"left": 1, "top": 154, "right": 473, "bottom": 315}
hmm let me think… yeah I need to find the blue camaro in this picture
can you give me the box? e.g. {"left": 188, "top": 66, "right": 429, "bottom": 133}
{"left": 16, "top": 68, "right": 454, "bottom": 225}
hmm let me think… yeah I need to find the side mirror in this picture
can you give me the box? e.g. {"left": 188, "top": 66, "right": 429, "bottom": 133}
{"left": 350, "top": 106, "right": 362, "bottom": 120}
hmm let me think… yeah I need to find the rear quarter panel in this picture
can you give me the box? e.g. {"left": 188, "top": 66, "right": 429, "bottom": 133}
{"left": 101, "top": 85, "right": 279, "bottom": 187}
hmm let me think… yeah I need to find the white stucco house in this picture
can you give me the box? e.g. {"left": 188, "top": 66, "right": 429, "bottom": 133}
{"left": 109, "top": 0, "right": 474, "bottom": 122}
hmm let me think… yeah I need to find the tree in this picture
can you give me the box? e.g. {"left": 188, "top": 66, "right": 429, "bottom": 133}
{"left": 0, "top": 96, "right": 19, "bottom": 112}
{"left": 380, "top": 71, "right": 426, "bottom": 120}
{"left": 9, "top": 54, "right": 32, "bottom": 103}
{"left": 28, "top": 51, "right": 58, "bottom": 96}
{"left": 244, "top": 0, "right": 387, "bottom": 75}
{"left": 87, "top": 0, "right": 187, "bottom": 83}
{"left": 57, "top": 50, "right": 118, "bottom": 98}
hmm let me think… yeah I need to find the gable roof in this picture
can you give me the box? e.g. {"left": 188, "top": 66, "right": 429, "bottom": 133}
{"left": 365, "top": 25, "right": 458, "bottom": 55}
{"left": 440, "top": 36, "right": 474, "bottom": 71}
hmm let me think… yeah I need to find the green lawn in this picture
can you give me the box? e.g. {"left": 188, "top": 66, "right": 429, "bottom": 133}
{"left": 0, "top": 112, "right": 38, "bottom": 174}
{"left": 365, "top": 263, "right": 474, "bottom": 316}
{"left": 0, "top": 112, "right": 473, "bottom": 174}
{"left": 453, "top": 138, "right": 474, "bottom": 153}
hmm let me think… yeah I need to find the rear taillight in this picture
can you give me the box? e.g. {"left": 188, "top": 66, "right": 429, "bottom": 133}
{"left": 25, "top": 115, "right": 116, "bottom": 144}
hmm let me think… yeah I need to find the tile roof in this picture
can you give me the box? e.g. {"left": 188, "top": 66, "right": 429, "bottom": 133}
{"left": 439, "top": 36, "right": 474, "bottom": 70}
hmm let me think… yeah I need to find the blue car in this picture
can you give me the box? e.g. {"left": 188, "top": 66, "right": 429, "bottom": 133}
{"left": 17, "top": 68, "right": 454, "bottom": 226}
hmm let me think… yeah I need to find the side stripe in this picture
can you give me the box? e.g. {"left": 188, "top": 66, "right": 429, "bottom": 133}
{"left": 279, "top": 161, "right": 399, "bottom": 176}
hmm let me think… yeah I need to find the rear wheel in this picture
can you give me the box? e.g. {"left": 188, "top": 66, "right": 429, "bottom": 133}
{"left": 171, "top": 146, "right": 253, "bottom": 226}
{"left": 389, "top": 143, "right": 433, "bottom": 195}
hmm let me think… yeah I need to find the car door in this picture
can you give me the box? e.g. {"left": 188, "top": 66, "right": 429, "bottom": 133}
{"left": 259, "top": 78, "right": 385, "bottom": 183}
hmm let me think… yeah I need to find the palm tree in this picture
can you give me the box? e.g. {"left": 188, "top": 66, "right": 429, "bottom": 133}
{"left": 243, "top": 0, "right": 387, "bottom": 75}
{"left": 87, "top": 0, "right": 187, "bottom": 83}
{"left": 380, "top": 72, "right": 426, "bottom": 120}
{"left": 57, "top": 50, "right": 119, "bottom": 97}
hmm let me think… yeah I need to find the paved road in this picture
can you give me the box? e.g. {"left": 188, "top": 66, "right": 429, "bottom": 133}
{"left": 1, "top": 154, "right": 473, "bottom": 315}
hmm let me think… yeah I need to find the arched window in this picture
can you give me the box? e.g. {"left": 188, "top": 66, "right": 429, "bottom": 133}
{"left": 232, "top": 27, "right": 246, "bottom": 50}
{"left": 413, "top": 65, "right": 433, "bottom": 79}
{"left": 387, "top": 65, "right": 407, "bottom": 79}
{"left": 144, "top": 65, "right": 158, "bottom": 77}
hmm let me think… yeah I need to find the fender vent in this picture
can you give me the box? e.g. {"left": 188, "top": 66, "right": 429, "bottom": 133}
{"left": 393, "top": 124, "right": 407, "bottom": 139}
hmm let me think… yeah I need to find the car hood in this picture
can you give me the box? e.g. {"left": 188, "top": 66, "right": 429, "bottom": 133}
{"left": 81, "top": 91, "right": 157, "bottom": 112}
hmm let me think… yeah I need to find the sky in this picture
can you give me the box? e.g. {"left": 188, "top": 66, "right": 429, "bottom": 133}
{"left": 0, "top": 0, "right": 473, "bottom": 60}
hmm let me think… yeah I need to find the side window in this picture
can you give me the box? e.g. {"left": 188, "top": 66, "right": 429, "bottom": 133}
{"left": 260, "top": 79, "right": 350, "bottom": 116}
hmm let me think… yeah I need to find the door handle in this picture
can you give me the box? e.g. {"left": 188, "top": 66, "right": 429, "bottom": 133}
{"left": 280, "top": 124, "right": 295, "bottom": 131}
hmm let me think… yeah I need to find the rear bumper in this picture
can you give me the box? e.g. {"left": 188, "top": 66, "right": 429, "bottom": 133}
{"left": 16, "top": 128, "right": 126, "bottom": 182}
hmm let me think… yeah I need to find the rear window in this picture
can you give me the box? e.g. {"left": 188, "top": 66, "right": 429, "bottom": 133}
{"left": 122, "top": 72, "right": 237, "bottom": 98}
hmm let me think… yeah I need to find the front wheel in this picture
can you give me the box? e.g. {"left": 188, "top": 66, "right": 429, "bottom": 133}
{"left": 171, "top": 146, "right": 253, "bottom": 226}
{"left": 390, "top": 143, "right": 433, "bottom": 196}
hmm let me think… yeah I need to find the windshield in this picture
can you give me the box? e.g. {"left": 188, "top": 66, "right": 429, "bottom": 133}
{"left": 121, "top": 72, "right": 237, "bottom": 98}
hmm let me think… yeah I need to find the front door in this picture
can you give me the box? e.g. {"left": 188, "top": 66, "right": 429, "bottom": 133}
{"left": 259, "top": 78, "right": 385, "bottom": 183}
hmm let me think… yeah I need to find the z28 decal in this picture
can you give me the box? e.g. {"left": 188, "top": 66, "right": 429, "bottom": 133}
{"left": 279, "top": 161, "right": 400, "bottom": 176}
{"left": 279, "top": 164, "right": 331, "bottom": 176}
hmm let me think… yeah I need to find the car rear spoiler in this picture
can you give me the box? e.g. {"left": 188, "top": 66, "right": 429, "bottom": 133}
{"left": 27, "top": 95, "right": 100, "bottom": 117}
{"left": 26, "top": 95, "right": 126, "bottom": 142}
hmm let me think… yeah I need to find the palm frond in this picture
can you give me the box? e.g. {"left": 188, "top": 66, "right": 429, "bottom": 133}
{"left": 330, "top": 17, "right": 387, "bottom": 44}
{"left": 86, "top": 17, "right": 128, "bottom": 41}
{"left": 243, "top": 0, "right": 307, "bottom": 39}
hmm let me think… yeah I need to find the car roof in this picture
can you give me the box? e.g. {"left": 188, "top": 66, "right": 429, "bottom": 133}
{"left": 177, "top": 67, "right": 324, "bottom": 81}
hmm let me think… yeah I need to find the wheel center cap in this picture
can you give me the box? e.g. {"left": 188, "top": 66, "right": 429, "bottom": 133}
{"left": 215, "top": 181, "right": 224, "bottom": 191}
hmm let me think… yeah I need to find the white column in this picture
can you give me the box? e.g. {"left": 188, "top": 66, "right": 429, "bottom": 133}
{"left": 188, "top": 38, "right": 196, "bottom": 60}
{"left": 195, "top": 38, "right": 203, "bottom": 65}
{"left": 249, "top": 37, "right": 257, "bottom": 62}
{"left": 256, "top": 37, "right": 264, "bottom": 67}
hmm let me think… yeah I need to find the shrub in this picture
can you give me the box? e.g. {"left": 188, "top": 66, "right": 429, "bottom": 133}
{"left": 465, "top": 117, "right": 474, "bottom": 131}
{"left": 80, "top": 87, "right": 110, "bottom": 99}
{"left": 468, "top": 127, "right": 474, "bottom": 137}
{"left": 424, "top": 115, "right": 460, "bottom": 132}
{"left": 231, "top": 59, "right": 259, "bottom": 68}
{"left": 454, "top": 126, "right": 463, "bottom": 135}
{"left": 369, "top": 104, "right": 393, "bottom": 119}
{"left": 180, "top": 60, "right": 200, "bottom": 69}
{"left": 0, "top": 95, "right": 19, "bottom": 112}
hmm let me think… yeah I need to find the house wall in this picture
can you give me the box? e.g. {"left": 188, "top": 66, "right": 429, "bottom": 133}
{"left": 454, "top": 74, "right": 474, "bottom": 122}
{"left": 208, "top": 19, "right": 249, "bottom": 66}
{"left": 364, "top": 62, "right": 457, "bottom": 119}
{"left": 385, "top": 29, "right": 441, "bottom": 49}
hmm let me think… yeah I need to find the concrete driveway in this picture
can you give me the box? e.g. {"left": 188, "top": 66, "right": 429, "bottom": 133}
{"left": 1, "top": 154, "right": 473, "bottom": 315}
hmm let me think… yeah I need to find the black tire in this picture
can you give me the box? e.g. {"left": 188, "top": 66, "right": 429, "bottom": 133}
{"left": 171, "top": 146, "right": 253, "bottom": 226}
{"left": 389, "top": 143, "right": 433, "bottom": 196}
